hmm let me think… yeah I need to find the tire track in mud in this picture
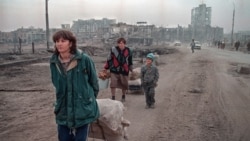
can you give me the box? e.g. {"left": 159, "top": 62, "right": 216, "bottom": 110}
{"left": 149, "top": 49, "right": 206, "bottom": 141}
{"left": 197, "top": 57, "right": 233, "bottom": 141}
{"left": 149, "top": 48, "right": 232, "bottom": 141}
{"left": 211, "top": 59, "right": 250, "bottom": 141}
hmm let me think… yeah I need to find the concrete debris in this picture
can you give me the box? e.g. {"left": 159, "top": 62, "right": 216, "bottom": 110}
{"left": 237, "top": 65, "right": 250, "bottom": 74}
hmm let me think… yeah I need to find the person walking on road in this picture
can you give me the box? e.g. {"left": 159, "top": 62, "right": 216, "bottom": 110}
{"left": 235, "top": 40, "right": 240, "bottom": 51}
{"left": 247, "top": 41, "right": 250, "bottom": 51}
{"left": 141, "top": 53, "right": 159, "bottom": 109}
{"left": 104, "top": 37, "right": 133, "bottom": 102}
{"left": 190, "top": 39, "right": 195, "bottom": 53}
{"left": 50, "top": 30, "right": 100, "bottom": 141}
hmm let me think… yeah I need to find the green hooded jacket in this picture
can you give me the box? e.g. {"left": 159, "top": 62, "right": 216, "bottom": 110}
{"left": 50, "top": 49, "right": 99, "bottom": 128}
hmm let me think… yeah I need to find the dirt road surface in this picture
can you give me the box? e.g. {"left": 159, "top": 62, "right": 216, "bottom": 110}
{"left": 0, "top": 45, "right": 250, "bottom": 141}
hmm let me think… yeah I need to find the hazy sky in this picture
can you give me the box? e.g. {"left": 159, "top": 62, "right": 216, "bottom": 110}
{"left": 0, "top": 0, "right": 249, "bottom": 33}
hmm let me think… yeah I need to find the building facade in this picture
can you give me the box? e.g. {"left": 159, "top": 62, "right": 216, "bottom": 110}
{"left": 191, "top": 3, "right": 212, "bottom": 42}
{"left": 189, "top": 3, "right": 224, "bottom": 44}
{"left": 71, "top": 18, "right": 116, "bottom": 42}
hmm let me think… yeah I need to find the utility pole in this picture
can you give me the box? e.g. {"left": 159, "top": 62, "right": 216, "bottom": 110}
{"left": 231, "top": 3, "right": 235, "bottom": 46}
{"left": 45, "top": 0, "right": 50, "bottom": 50}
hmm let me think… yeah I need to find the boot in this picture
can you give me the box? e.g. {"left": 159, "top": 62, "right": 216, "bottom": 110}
{"left": 121, "top": 95, "right": 125, "bottom": 102}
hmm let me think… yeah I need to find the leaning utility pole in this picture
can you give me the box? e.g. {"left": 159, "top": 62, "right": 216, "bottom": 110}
{"left": 45, "top": 0, "right": 50, "bottom": 49}
{"left": 231, "top": 3, "right": 235, "bottom": 46}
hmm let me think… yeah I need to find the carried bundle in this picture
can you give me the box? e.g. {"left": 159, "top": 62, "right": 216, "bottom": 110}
{"left": 129, "top": 67, "right": 141, "bottom": 80}
{"left": 98, "top": 70, "right": 110, "bottom": 80}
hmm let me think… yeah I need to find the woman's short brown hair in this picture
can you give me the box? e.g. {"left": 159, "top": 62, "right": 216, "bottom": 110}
{"left": 52, "top": 30, "right": 77, "bottom": 55}
{"left": 117, "top": 37, "right": 126, "bottom": 44}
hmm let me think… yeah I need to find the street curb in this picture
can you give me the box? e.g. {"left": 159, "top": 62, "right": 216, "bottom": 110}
{"left": 0, "top": 57, "right": 50, "bottom": 68}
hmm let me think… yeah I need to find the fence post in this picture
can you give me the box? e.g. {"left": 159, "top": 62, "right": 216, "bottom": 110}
{"left": 32, "top": 42, "right": 35, "bottom": 54}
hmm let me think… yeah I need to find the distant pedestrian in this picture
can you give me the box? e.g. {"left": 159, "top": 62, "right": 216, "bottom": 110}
{"left": 190, "top": 39, "right": 195, "bottom": 53}
{"left": 104, "top": 37, "right": 133, "bottom": 102}
{"left": 141, "top": 53, "right": 159, "bottom": 109}
{"left": 235, "top": 40, "right": 240, "bottom": 51}
{"left": 221, "top": 42, "right": 225, "bottom": 49}
{"left": 218, "top": 41, "right": 221, "bottom": 49}
{"left": 247, "top": 41, "right": 250, "bottom": 51}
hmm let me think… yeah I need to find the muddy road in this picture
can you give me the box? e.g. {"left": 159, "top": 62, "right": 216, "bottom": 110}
{"left": 0, "top": 45, "right": 250, "bottom": 141}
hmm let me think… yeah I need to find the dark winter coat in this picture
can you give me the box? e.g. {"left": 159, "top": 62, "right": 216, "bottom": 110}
{"left": 141, "top": 64, "right": 159, "bottom": 86}
{"left": 50, "top": 49, "right": 99, "bottom": 128}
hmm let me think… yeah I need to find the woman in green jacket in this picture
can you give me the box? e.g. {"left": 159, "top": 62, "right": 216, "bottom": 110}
{"left": 50, "top": 30, "right": 99, "bottom": 141}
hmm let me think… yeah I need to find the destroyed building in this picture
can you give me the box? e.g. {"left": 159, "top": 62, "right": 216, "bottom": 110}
{"left": 190, "top": 3, "right": 223, "bottom": 43}
{"left": 0, "top": 3, "right": 226, "bottom": 46}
